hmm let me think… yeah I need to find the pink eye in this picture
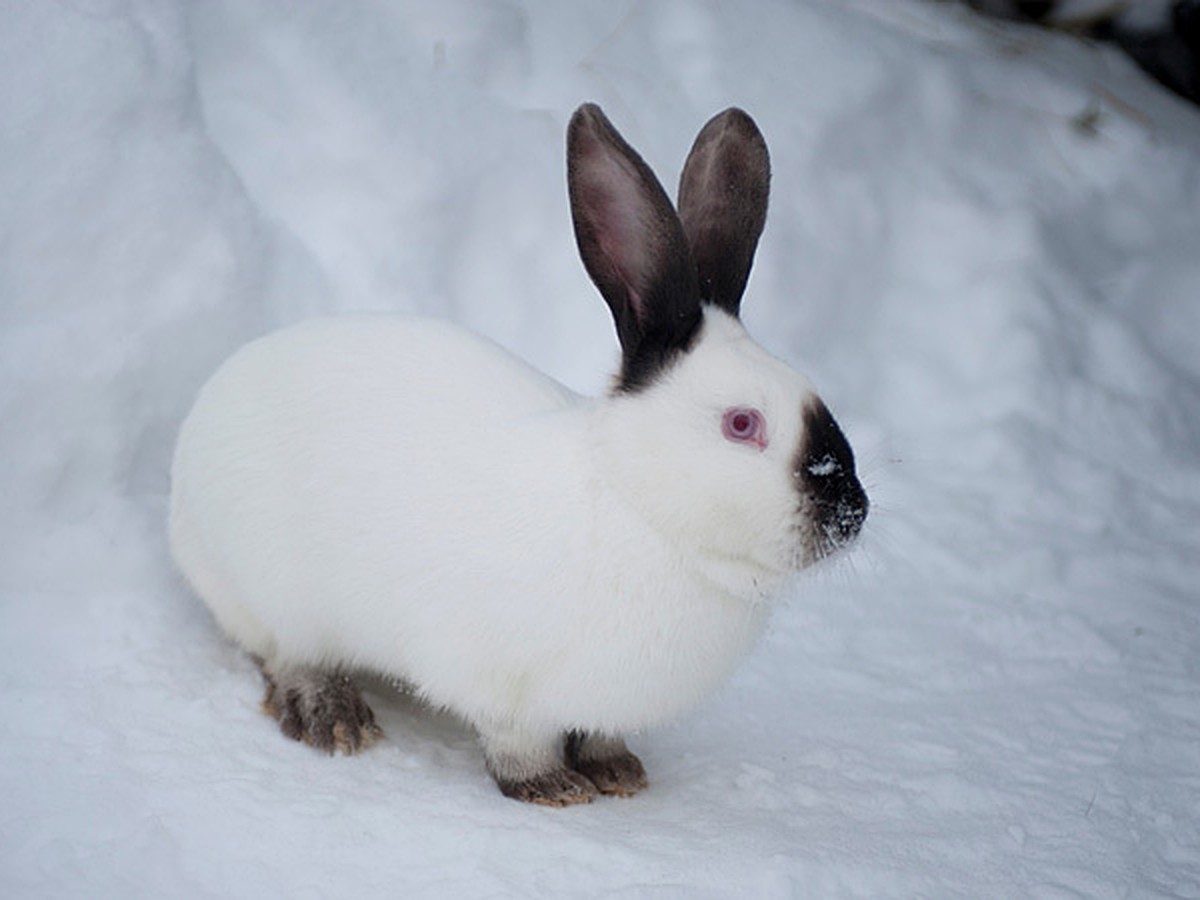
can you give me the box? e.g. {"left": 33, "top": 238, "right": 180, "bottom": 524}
{"left": 721, "top": 407, "right": 767, "bottom": 450}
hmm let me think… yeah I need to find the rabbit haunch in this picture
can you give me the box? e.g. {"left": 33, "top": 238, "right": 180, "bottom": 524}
{"left": 169, "top": 103, "right": 867, "bottom": 805}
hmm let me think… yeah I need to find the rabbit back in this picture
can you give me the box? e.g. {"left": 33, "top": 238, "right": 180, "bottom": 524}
{"left": 170, "top": 314, "right": 582, "bottom": 656}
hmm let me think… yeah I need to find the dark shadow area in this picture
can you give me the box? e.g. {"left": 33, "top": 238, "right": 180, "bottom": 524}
{"left": 964, "top": 0, "right": 1200, "bottom": 104}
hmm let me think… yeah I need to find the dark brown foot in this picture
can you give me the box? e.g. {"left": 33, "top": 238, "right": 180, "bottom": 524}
{"left": 260, "top": 664, "right": 383, "bottom": 755}
{"left": 571, "top": 751, "right": 648, "bottom": 797}
{"left": 565, "top": 731, "right": 648, "bottom": 797}
{"left": 494, "top": 767, "right": 599, "bottom": 807}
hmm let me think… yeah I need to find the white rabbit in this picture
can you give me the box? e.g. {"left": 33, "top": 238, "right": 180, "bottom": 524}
{"left": 169, "top": 103, "right": 867, "bottom": 805}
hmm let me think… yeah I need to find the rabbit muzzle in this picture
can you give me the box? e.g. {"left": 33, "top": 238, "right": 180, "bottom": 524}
{"left": 794, "top": 398, "right": 868, "bottom": 564}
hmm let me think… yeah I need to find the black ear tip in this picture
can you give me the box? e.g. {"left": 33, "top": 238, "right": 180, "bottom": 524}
{"left": 717, "top": 106, "right": 753, "bottom": 124}
{"left": 704, "top": 107, "right": 766, "bottom": 145}
{"left": 572, "top": 102, "right": 598, "bottom": 121}
{"left": 569, "top": 103, "right": 625, "bottom": 158}
{"left": 690, "top": 108, "right": 769, "bottom": 175}
{"left": 570, "top": 103, "right": 608, "bottom": 133}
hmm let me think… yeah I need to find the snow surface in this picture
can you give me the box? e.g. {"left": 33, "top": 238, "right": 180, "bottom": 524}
{"left": 3, "top": 0, "right": 1199, "bottom": 896}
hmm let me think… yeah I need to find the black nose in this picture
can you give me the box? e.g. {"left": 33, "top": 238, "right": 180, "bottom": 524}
{"left": 796, "top": 399, "right": 868, "bottom": 545}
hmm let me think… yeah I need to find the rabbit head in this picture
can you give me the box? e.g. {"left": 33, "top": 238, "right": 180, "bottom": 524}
{"left": 569, "top": 104, "right": 867, "bottom": 581}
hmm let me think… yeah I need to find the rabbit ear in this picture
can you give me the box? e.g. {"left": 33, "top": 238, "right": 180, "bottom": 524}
{"left": 677, "top": 108, "right": 770, "bottom": 318}
{"left": 568, "top": 104, "right": 702, "bottom": 393}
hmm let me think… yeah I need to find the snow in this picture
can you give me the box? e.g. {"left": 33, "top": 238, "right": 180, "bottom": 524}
{"left": 2, "top": 0, "right": 1199, "bottom": 896}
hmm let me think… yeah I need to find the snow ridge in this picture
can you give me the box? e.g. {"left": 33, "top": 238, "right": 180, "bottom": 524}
{"left": 2, "top": 1, "right": 1198, "bottom": 896}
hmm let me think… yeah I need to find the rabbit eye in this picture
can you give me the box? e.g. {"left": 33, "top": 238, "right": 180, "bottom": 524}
{"left": 722, "top": 407, "right": 767, "bottom": 450}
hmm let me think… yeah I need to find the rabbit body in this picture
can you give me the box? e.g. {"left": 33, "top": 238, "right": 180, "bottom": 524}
{"left": 170, "top": 104, "right": 867, "bottom": 804}
{"left": 171, "top": 312, "right": 775, "bottom": 736}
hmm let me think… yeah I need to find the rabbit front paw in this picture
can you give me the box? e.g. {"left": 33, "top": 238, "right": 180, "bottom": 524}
{"left": 566, "top": 731, "right": 648, "bottom": 797}
{"left": 481, "top": 723, "right": 602, "bottom": 805}
{"left": 495, "top": 767, "right": 600, "bottom": 806}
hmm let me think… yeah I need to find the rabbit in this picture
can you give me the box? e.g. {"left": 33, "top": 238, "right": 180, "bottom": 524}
{"left": 168, "top": 103, "right": 868, "bottom": 806}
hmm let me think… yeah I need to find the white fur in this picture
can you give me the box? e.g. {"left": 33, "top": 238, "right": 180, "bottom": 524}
{"left": 169, "top": 308, "right": 817, "bottom": 738}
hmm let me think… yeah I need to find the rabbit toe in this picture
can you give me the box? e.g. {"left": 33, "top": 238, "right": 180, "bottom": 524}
{"left": 495, "top": 767, "right": 599, "bottom": 806}
{"left": 571, "top": 751, "right": 648, "bottom": 797}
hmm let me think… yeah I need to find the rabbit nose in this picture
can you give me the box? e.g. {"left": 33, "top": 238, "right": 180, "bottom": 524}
{"left": 814, "top": 473, "right": 868, "bottom": 544}
{"left": 796, "top": 398, "right": 869, "bottom": 546}
{"left": 802, "top": 448, "right": 868, "bottom": 545}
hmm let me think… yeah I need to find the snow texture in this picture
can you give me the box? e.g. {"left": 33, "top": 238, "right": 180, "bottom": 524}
{"left": 2, "top": 1, "right": 1199, "bottom": 897}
